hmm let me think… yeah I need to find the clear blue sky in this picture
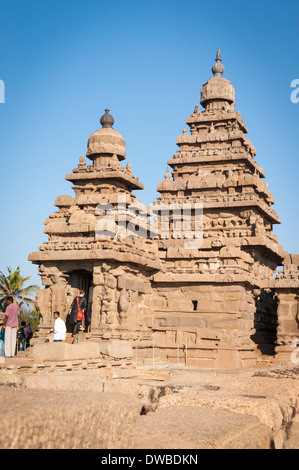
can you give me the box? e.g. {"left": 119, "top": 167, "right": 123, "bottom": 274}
{"left": 0, "top": 0, "right": 298, "bottom": 287}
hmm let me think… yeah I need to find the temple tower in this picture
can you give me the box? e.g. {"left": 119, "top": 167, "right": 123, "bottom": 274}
{"left": 151, "top": 50, "right": 285, "bottom": 366}
{"left": 29, "top": 110, "right": 160, "bottom": 340}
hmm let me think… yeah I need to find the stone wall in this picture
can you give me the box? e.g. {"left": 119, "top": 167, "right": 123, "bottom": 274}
{"left": 273, "top": 254, "right": 299, "bottom": 361}
{"left": 142, "top": 282, "right": 257, "bottom": 368}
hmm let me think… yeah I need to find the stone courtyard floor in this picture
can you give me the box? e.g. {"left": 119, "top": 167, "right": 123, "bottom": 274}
{"left": 0, "top": 352, "right": 298, "bottom": 449}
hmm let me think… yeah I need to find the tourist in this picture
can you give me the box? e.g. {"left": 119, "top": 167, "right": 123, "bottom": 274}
{"left": 17, "top": 321, "right": 32, "bottom": 350}
{"left": 1, "top": 297, "right": 23, "bottom": 358}
{"left": 0, "top": 327, "right": 5, "bottom": 358}
{"left": 50, "top": 311, "right": 66, "bottom": 342}
{"left": 68, "top": 290, "right": 87, "bottom": 337}
{"left": 23, "top": 322, "right": 33, "bottom": 348}
{"left": 17, "top": 322, "right": 26, "bottom": 351}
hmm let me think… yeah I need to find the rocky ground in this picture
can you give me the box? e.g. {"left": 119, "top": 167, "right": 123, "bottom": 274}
{"left": 134, "top": 362, "right": 299, "bottom": 449}
{"left": 0, "top": 354, "right": 298, "bottom": 449}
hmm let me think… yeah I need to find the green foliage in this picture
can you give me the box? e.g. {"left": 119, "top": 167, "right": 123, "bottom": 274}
{"left": 19, "top": 309, "right": 40, "bottom": 333}
{"left": 0, "top": 266, "right": 40, "bottom": 311}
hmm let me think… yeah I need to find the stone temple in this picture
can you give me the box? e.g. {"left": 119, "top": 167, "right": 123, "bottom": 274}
{"left": 28, "top": 50, "right": 299, "bottom": 368}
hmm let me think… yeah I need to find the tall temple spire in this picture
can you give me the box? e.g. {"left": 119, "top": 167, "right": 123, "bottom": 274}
{"left": 211, "top": 48, "right": 225, "bottom": 77}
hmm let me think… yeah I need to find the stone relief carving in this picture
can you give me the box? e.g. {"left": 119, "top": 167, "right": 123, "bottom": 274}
{"left": 118, "top": 288, "right": 129, "bottom": 324}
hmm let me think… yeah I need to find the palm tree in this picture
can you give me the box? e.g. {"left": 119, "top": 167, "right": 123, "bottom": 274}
{"left": 0, "top": 266, "right": 40, "bottom": 310}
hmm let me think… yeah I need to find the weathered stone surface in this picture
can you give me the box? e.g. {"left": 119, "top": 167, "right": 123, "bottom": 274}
{"left": 134, "top": 406, "right": 272, "bottom": 449}
{"left": 54, "top": 195, "right": 75, "bottom": 207}
{"left": 98, "top": 339, "right": 133, "bottom": 359}
{"left": 86, "top": 125, "right": 126, "bottom": 160}
{"left": 22, "top": 372, "right": 106, "bottom": 392}
{"left": 284, "top": 414, "right": 299, "bottom": 449}
{"left": 274, "top": 253, "right": 299, "bottom": 359}
{"left": 158, "top": 363, "right": 299, "bottom": 440}
{"left": 33, "top": 341, "right": 101, "bottom": 362}
{"left": 0, "top": 357, "right": 297, "bottom": 449}
{"left": 0, "top": 388, "right": 141, "bottom": 449}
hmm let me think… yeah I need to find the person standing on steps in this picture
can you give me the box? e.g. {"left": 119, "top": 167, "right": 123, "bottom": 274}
{"left": 51, "top": 312, "right": 66, "bottom": 343}
{"left": 68, "top": 290, "right": 87, "bottom": 337}
{"left": 1, "top": 297, "right": 23, "bottom": 358}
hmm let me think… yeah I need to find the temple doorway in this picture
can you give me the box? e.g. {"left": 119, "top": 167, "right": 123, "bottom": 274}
{"left": 69, "top": 270, "right": 92, "bottom": 294}
{"left": 68, "top": 270, "right": 93, "bottom": 332}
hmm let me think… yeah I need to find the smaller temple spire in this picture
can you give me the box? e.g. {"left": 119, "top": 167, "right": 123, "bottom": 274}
{"left": 164, "top": 166, "right": 170, "bottom": 180}
{"left": 212, "top": 48, "right": 225, "bottom": 77}
{"left": 100, "top": 108, "right": 114, "bottom": 128}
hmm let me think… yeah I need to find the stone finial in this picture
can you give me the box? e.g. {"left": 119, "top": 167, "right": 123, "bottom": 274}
{"left": 100, "top": 109, "right": 114, "bottom": 128}
{"left": 164, "top": 167, "right": 170, "bottom": 180}
{"left": 194, "top": 104, "right": 200, "bottom": 114}
{"left": 110, "top": 153, "right": 119, "bottom": 168}
{"left": 78, "top": 155, "right": 86, "bottom": 168}
{"left": 212, "top": 48, "right": 225, "bottom": 77}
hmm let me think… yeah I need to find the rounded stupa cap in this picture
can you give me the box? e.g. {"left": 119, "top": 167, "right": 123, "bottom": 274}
{"left": 200, "top": 49, "right": 235, "bottom": 109}
{"left": 86, "top": 108, "right": 126, "bottom": 161}
{"left": 100, "top": 108, "right": 115, "bottom": 128}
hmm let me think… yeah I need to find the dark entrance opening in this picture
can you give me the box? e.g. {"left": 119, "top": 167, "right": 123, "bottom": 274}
{"left": 250, "top": 289, "right": 278, "bottom": 355}
{"left": 68, "top": 270, "right": 93, "bottom": 333}
{"left": 69, "top": 270, "right": 92, "bottom": 294}
{"left": 192, "top": 300, "right": 198, "bottom": 311}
